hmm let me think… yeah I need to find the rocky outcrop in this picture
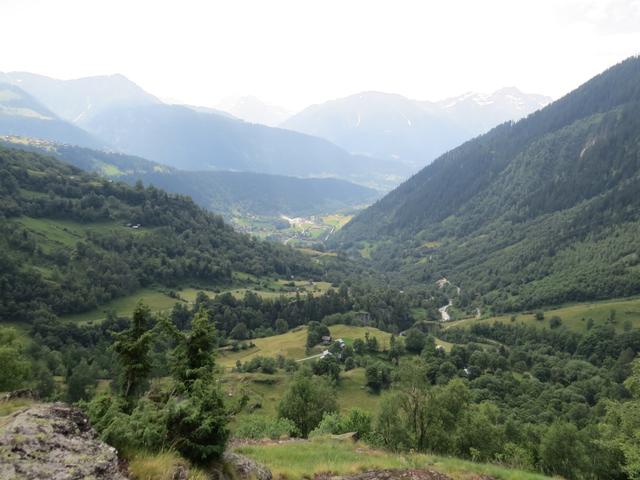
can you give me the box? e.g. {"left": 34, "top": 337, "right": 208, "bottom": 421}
{"left": 223, "top": 452, "right": 273, "bottom": 480}
{"left": 0, "top": 403, "right": 128, "bottom": 479}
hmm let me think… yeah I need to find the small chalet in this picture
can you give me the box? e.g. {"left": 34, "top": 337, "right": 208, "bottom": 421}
{"left": 321, "top": 335, "right": 332, "bottom": 345}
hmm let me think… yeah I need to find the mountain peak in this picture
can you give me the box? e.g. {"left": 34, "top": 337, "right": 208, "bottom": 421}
{"left": 216, "top": 95, "right": 290, "bottom": 127}
{"left": 0, "top": 71, "right": 159, "bottom": 124}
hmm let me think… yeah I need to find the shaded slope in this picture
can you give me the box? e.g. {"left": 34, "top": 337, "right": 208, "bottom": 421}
{"left": 82, "top": 104, "right": 398, "bottom": 189}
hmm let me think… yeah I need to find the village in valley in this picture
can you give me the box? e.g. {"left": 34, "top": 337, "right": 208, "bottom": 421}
{"left": 231, "top": 212, "right": 354, "bottom": 247}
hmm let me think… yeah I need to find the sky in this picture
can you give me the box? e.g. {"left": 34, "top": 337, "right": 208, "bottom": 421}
{"left": 1, "top": 0, "right": 639, "bottom": 111}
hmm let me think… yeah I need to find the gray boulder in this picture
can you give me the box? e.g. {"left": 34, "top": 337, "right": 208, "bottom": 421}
{"left": 0, "top": 402, "right": 128, "bottom": 479}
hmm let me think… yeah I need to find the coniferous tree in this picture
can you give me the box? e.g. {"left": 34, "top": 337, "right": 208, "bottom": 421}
{"left": 110, "top": 302, "right": 154, "bottom": 401}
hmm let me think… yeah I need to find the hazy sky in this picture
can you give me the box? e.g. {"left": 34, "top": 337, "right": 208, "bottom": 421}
{"left": 2, "top": 0, "right": 639, "bottom": 111}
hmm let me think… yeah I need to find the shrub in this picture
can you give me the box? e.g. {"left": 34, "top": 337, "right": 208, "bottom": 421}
{"left": 310, "top": 408, "right": 372, "bottom": 438}
{"left": 277, "top": 371, "right": 337, "bottom": 436}
{"left": 167, "top": 379, "right": 229, "bottom": 465}
{"left": 549, "top": 316, "right": 562, "bottom": 329}
{"left": 234, "top": 415, "right": 299, "bottom": 439}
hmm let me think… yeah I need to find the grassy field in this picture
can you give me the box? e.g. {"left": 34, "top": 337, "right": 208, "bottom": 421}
{"left": 447, "top": 296, "right": 640, "bottom": 333}
{"left": 58, "top": 275, "right": 333, "bottom": 324}
{"left": 16, "top": 217, "right": 146, "bottom": 254}
{"left": 220, "top": 323, "right": 457, "bottom": 420}
{"left": 234, "top": 438, "right": 552, "bottom": 480}
{"left": 217, "top": 325, "right": 394, "bottom": 368}
{"left": 178, "top": 279, "right": 333, "bottom": 303}
{"left": 60, "top": 288, "right": 182, "bottom": 324}
{"left": 224, "top": 367, "right": 383, "bottom": 421}
{"left": 321, "top": 214, "right": 354, "bottom": 229}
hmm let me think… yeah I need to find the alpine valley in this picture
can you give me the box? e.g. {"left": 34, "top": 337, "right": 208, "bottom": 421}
{"left": 1, "top": 29, "right": 640, "bottom": 480}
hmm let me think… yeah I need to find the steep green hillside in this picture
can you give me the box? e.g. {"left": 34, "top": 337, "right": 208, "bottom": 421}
{"left": 0, "top": 137, "right": 379, "bottom": 218}
{"left": 0, "top": 82, "right": 100, "bottom": 148}
{"left": 337, "top": 56, "right": 640, "bottom": 312}
{"left": 128, "top": 169, "right": 379, "bottom": 218}
{"left": 0, "top": 146, "right": 320, "bottom": 322}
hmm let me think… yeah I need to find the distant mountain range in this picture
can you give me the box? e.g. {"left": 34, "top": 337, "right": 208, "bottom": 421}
{"left": 0, "top": 70, "right": 550, "bottom": 189}
{"left": 282, "top": 88, "right": 551, "bottom": 169}
{"left": 0, "top": 136, "right": 379, "bottom": 218}
{"left": 0, "top": 73, "right": 399, "bottom": 189}
{"left": 80, "top": 103, "right": 399, "bottom": 187}
{"left": 336, "top": 56, "right": 640, "bottom": 311}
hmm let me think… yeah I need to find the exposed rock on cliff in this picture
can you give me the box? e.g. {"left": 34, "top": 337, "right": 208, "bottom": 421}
{"left": 0, "top": 403, "right": 128, "bottom": 479}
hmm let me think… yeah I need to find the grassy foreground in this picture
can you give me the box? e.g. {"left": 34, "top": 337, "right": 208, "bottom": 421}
{"left": 234, "top": 438, "right": 553, "bottom": 480}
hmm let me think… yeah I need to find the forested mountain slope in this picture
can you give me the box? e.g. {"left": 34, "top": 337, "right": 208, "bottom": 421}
{"left": 0, "top": 146, "right": 319, "bottom": 322}
{"left": 336, "top": 56, "right": 640, "bottom": 311}
{"left": 0, "top": 137, "right": 379, "bottom": 217}
{"left": 0, "top": 82, "right": 101, "bottom": 148}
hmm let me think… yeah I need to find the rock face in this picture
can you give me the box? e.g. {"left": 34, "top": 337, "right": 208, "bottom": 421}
{"left": 0, "top": 403, "right": 128, "bottom": 479}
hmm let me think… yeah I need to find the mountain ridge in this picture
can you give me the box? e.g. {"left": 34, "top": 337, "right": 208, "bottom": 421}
{"left": 281, "top": 87, "right": 551, "bottom": 170}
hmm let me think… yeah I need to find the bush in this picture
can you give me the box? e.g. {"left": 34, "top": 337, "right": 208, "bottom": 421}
{"left": 365, "top": 362, "right": 392, "bottom": 393}
{"left": 404, "top": 328, "right": 426, "bottom": 353}
{"left": 234, "top": 415, "right": 299, "bottom": 439}
{"left": 549, "top": 316, "right": 562, "bottom": 329}
{"left": 307, "top": 321, "right": 330, "bottom": 348}
{"left": 277, "top": 371, "right": 337, "bottom": 436}
{"left": 309, "top": 408, "right": 372, "bottom": 438}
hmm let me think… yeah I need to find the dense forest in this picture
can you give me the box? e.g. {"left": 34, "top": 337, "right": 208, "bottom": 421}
{"left": 0, "top": 146, "right": 322, "bottom": 321}
{"left": 336, "top": 56, "right": 640, "bottom": 312}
